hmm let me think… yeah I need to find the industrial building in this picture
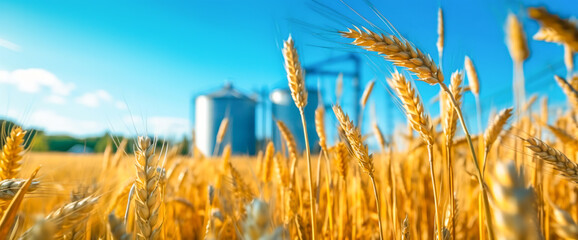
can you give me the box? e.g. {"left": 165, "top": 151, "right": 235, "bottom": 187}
{"left": 193, "top": 83, "right": 257, "bottom": 156}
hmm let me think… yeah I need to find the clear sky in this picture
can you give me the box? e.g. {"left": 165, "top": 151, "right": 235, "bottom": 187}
{"left": 0, "top": 0, "right": 574, "bottom": 141}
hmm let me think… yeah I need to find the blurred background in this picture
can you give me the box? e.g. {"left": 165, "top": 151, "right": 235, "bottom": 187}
{"left": 0, "top": 0, "right": 574, "bottom": 155}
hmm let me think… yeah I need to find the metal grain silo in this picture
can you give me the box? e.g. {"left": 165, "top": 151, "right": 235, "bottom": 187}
{"left": 270, "top": 88, "right": 319, "bottom": 154}
{"left": 194, "top": 83, "right": 256, "bottom": 156}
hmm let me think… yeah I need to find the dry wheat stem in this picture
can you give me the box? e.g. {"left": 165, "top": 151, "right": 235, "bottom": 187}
{"left": 436, "top": 77, "right": 496, "bottom": 239}
{"left": 441, "top": 71, "right": 463, "bottom": 240}
{"left": 464, "top": 56, "right": 483, "bottom": 151}
{"left": 314, "top": 106, "right": 328, "bottom": 205}
{"left": 426, "top": 145, "right": 443, "bottom": 240}
{"left": 297, "top": 108, "right": 316, "bottom": 239}
{"left": 386, "top": 70, "right": 447, "bottom": 239}
{"left": 283, "top": 35, "right": 316, "bottom": 239}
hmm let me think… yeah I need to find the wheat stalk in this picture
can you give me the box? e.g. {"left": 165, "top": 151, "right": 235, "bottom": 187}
{"left": 360, "top": 80, "right": 375, "bottom": 109}
{"left": 506, "top": 13, "right": 530, "bottom": 64}
{"left": 213, "top": 117, "right": 229, "bottom": 156}
{"left": 229, "top": 161, "right": 254, "bottom": 204}
{"left": 464, "top": 56, "right": 479, "bottom": 96}
{"left": 332, "top": 105, "right": 383, "bottom": 240}
{"left": 21, "top": 196, "right": 100, "bottom": 239}
{"left": 282, "top": 35, "right": 316, "bottom": 239}
{"left": 482, "top": 107, "right": 513, "bottom": 174}
{"left": 332, "top": 105, "right": 374, "bottom": 175}
{"left": 388, "top": 71, "right": 434, "bottom": 146}
{"left": 401, "top": 215, "right": 409, "bottom": 240}
{"left": 442, "top": 71, "right": 464, "bottom": 144}
{"left": 342, "top": 27, "right": 444, "bottom": 85}
{"left": 554, "top": 75, "right": 578, "bottom": 111}
{"left": 274, "top": 153, "right": 289, "bottom": 189}
{"left": 441, "top": 71, "right": 463, "bottom": 240}
{"left": 0, "top": 179, "right": 39, "bottom": 200}
{"left": 372, "top": 122, "right": 386, "bottom": 149}
{"left": 525, "top": 137, "right": 578, "bottom": 183}
{"left": 283, "top": 35, "right": 307, "bottom": 109}
{"left": 464, "top": 56, "right": 483, "bottom": 144}
{"left": 134, "top": 136, "right": 162, "bottom": 239}
{"left": 315, "top": 106, "right": 327, "bottom": 152}
{"left": 528, "top": 7, "right": 578, "bottom": 51}
{"left": 276, "top": 120, "right": 298, "bottom": 178}
{"left": 0, "top": 127, "right": 26, "bottom": 180}
{"left": 333, "top": 142, "right": 349, "bottom": 179}
{"left": 261, "top": 142, "right": 274, "bottom": 183}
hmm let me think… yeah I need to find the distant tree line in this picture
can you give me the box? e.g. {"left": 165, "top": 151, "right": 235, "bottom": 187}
{"left": 0, "top": 119, "right": 191, "bottom": 154}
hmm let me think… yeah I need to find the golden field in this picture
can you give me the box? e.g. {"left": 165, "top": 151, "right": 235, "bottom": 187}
{"left": 1, "top": 5, "right": 578, "bottom": 240}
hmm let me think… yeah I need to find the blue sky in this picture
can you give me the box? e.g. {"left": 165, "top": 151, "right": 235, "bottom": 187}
{"left": 0, "top": 0, "right": 574, "bottom": 140}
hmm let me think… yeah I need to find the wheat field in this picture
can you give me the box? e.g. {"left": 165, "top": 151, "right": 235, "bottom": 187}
{"left": 0, "top": 5, "right": 578, "bottom": 240}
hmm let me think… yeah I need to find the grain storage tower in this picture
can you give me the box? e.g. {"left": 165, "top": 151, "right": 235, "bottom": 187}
{"left": 194, "top": 83, "right": 256, "bottom": 156}
{"left": 270, "top": 88, "right": 319, "bottom": 153}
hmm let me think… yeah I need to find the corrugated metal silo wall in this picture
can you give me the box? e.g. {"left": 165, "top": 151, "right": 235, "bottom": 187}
{"left": 271, "top": 89, "right": 320, "bottom": 154}
{"left": 195, "top": 96, "right": 256, "bottom": 157}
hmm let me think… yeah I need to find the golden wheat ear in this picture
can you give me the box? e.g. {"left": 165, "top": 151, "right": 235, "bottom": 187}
{"left": 525, "top": 137, "right": 578, "bottom": 183}
{"left": 387, "top": 71, "right": 434, "bottom": 146}
{"left": 0, "top": 127, "right": 27, "bottom": 180}
{"left": 528, "top": 7, "right": 578, "bottom": 51}
{"left": 342, "top": 27, "right": 444, "bottom": 85}
{"left": 133, "top": 136, "right": 162, "bottom": 239}
{"left": 283, "top": 35, "right": 307, "bottom": 109}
